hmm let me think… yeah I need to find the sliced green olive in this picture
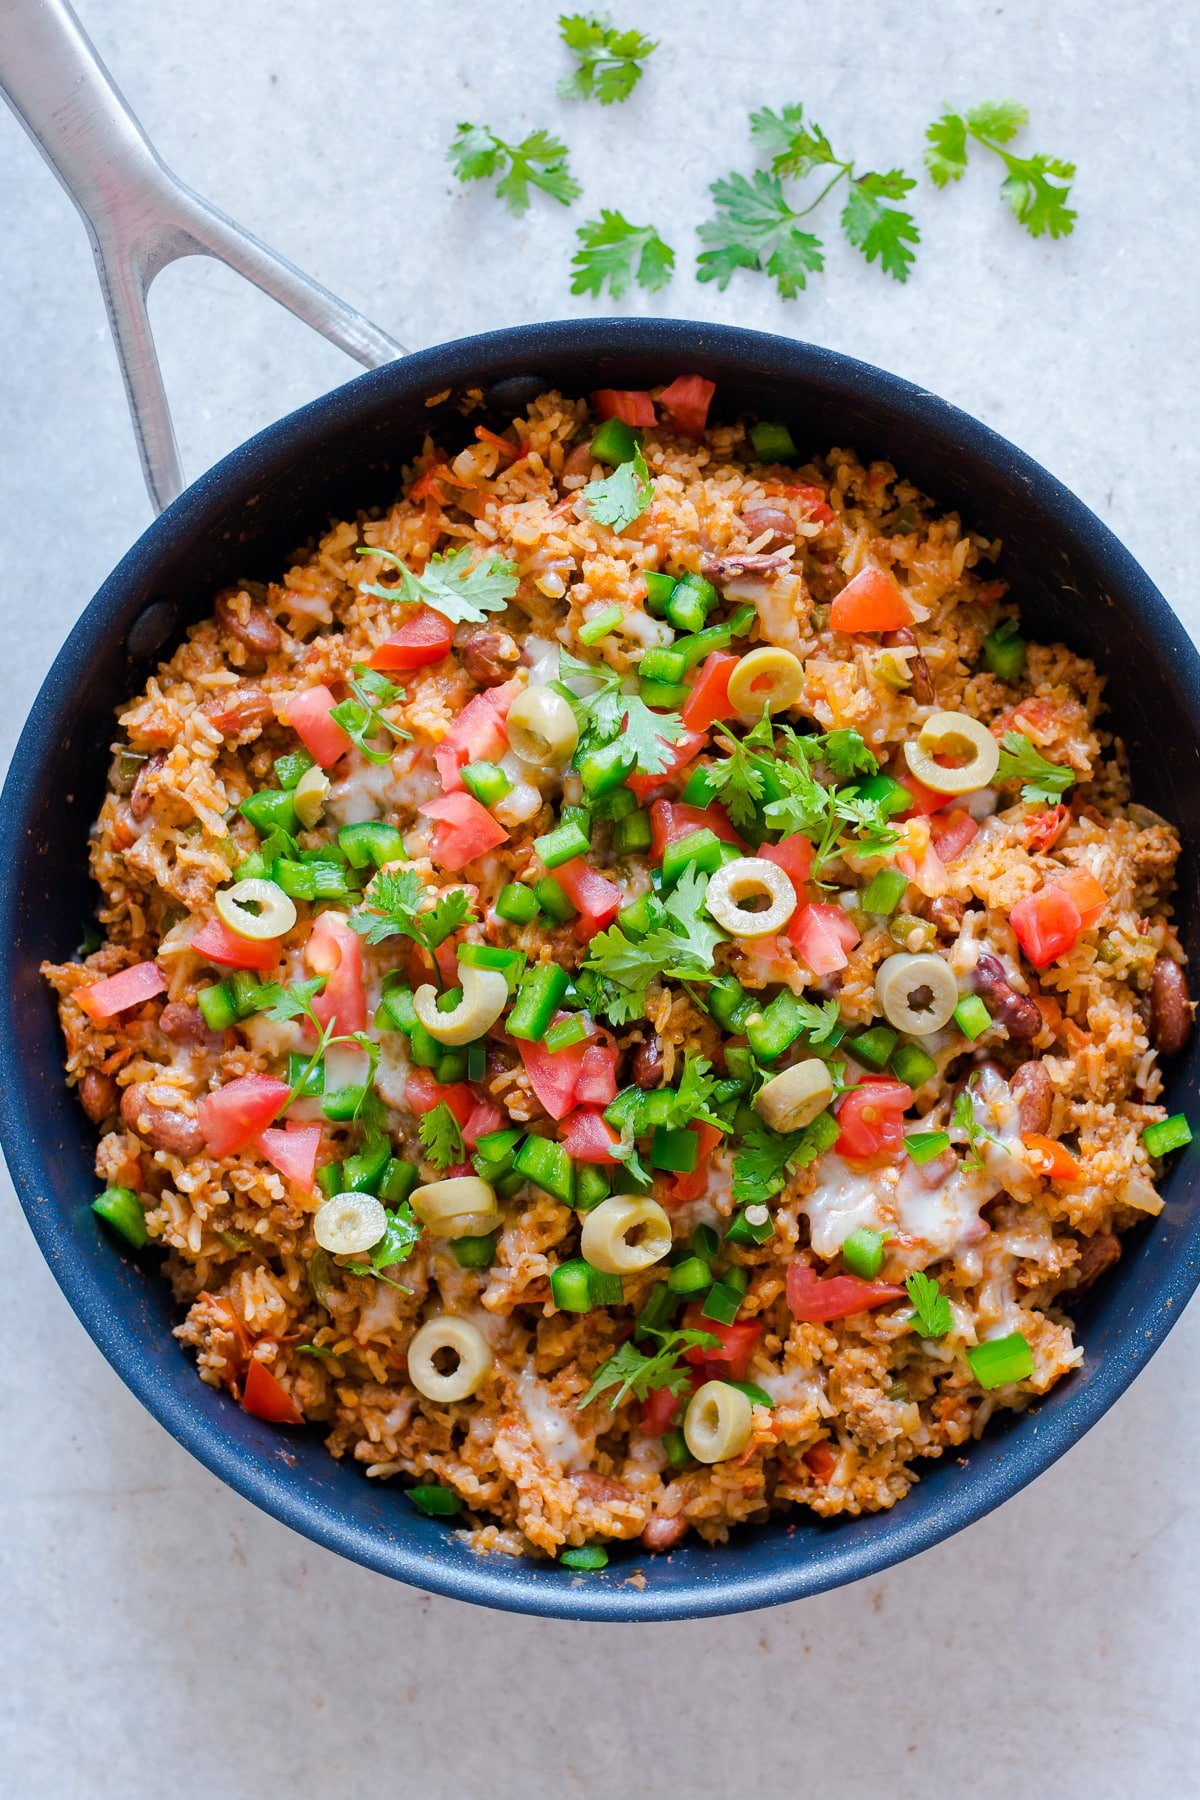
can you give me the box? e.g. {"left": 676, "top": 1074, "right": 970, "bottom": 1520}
{"left": 705, "top": 857, "right": 797, "bottom": 940}
{"left": 505, "top": 685, "right": 579, "bottom": 768}
{"left": 313, "top": 1191, "right": 387, "bottom": 1255}
{"left": 727, "top": 647, "right": 805, "bottom": 722}
{"left": 409, "top": 1175, "right": 502, "bottom": 1239}
{"left": 903, "top": 710, "right": 999, "bottom": 795}
{"left": 874, "top": 951, "right": 959, "bottom": 1035}
{"left": 412, "top": 964, "right": 509, "bottom": 1046}
{"left": 580, "top": 1194, "right": 672, "bottom": 1275}
{"left": 406, "top": 1316, "right": 493, "bottom": 1402}
{"left": 754, "top": 1058, "right": 834, "bottom": 1132}
{"left": 684, "top": 1380, "right": 753, "bottom": 1464}
{"left": 293, "top": 763, "right": 330, "bottom": 829}
{"left": 214, "top": 877, "right": 297, "bottom": 941}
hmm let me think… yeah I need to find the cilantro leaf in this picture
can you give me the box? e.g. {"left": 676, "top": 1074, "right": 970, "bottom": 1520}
{"left": 706, "top": 726, "right": 768, "bottom": 831}
{"left": 697, "top": 170, "right": 825, "bottom": 300}
{"left": 905, "top": 1270, "right": 953, "bottom": 1339}
{"left": 749, "top": 103, "right": 839, "bottom": 180}
{"left": 994, "top": 730, "right": 1076, "bottom": 805}
{"left": 358, "top": 544, "right": 518, "bottom": 626}
{"left": 655, "top": 1051, "right": 727, "bottom": 1131}
{"left": 558, "top": 649, "right": 683, "bottom": 776}
{"left": 557, "top": 14, "right": 658, "bottom": 105}
{"left": 571, "top": 211, "right": 675, "bottom": 298}
{"left": 371, "top": 1201, "right": 422, "bottom": 1271}
{"left": 580, "top": 1328, "right": 720, "bottom": 1410}
{"left": 820, "top": 729, "right": 878, "bottom": 779}
{"left": 924, "top": 102, "right": 1076, "bottom": 239}
{"left": 447, "top": 123, "right": 580, "bottom": 214}
{"left": 351, "top": 868, "right": 475, "bottom": 951}
{"left": 419, "top": 1101, "right": 465, "bottom": 1171}
{"left": 581, "top": 911, "right": 714, "bottom": 1025}
{"left": 840, "top": 170, "right": 920, "bottom": 282}
{"left": 329, "top": 663, "right": 412, "bottom": 766}
{"left": 665, "top": 866, "right": 726, "bottom": 968}
{"left": 583, "top": 448, "right": 654, "bottom": 530}
{"left": 951, "top": 1074, "right": 1003, "bottom": 1171}
{"left": 250, "top": 976, "right": 326, "bottom": 1024}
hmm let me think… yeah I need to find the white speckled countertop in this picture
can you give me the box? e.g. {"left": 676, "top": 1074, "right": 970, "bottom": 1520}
{"left": 2, "top": 3, "right": 1199, "bottom": 1793}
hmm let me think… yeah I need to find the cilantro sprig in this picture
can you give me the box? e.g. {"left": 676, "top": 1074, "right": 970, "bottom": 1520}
{"left": 951, "top": 1074, "right": 1003, "bottom": 1172}
{"left": 732, "top": 1109, "right": 832, "bottom": 1205}
{"left": 329, "top": 665, "right": 411, "bottom": 766}
{"left": 358, "top": 545, "right": 518, "bottom": 627}
{"left": 582, "top": 448, "right": 654, "bottom": 530}
{"left": 558, "top": 648, "right": 683, "bottom": 777}
{"left": 447, "top": 123, "right": 581, "bottom": 215}
{"left": 697, "top": 169, "right": 825, "bottom": 300}
{"left": 905, "top": 1270, "right": 953, "bottom": 1339}
{"left": 994, "top": 730, "right": 1076, "bottom": 806}
{"left": 557, "top": 13, "right": 658, "bottom": 105}
{"left": 925, "top": 100, "right": 1076, "bottom": 240}
{"left": 580, "top": 1327, "right": 720, "bottom": 1410}
{"left": 350, "top": 867, "right": 476, "bottom": 954}
{"left": 571, "top": 212, "right": 675, "bottom": 298}
{"left": 581, "top": 869, "right": 723, "bottom": 1024}
{"left": 419, "top": 1101, "right": 466, "bottom": 1170}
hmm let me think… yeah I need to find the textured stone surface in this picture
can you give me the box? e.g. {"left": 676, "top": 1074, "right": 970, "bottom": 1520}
{"left": 1, "top": 2, "right": 1198, "bottom": 1793}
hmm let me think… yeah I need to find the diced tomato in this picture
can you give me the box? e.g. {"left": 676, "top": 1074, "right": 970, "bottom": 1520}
{"left": 683, "top": 1308, "right": 762, "bottom": 1381}
{"left": 786, "top": 1261, "right": 904, "bottom": 1322}
{"left": 71, "top": 960, "right": 166, "bottom": 1021}
{"left": 658, "top": 374, "right": 716, "bottom": 436}
{"left": 192, "top": 918, "right": 282, "bottom": 973}
{"left": 834, "top": 1078, "right": 913, "bottom": 1160}
{"left": 242, "top": 1357, "right": 304, "bottom": 1426}
{"left": 592, "top": 389, "right": 657, "bottom": 427}
{"left": 759, "top": 834, "right": 815, "bottom": 900}
{"left": 662, "top": 1121, "right": 724, "bottom": 1205}
{"left": 894, "top": 767, "right": 956, "bottom": 817}
{"left": 306, "top": 911, "right": 367, "bottom": 1036}
{"left": 282, "top": 685, "right": 351, "bottom": 768}
{"left": 198, "top": 1074, "right": 291, "bottom": 1156}
{"left": 257, "top": 1122, "right": 322, "bottom": 1190}
{"left": 419, "top": 792, "right": 510, "bottom": 872}
{"left": 626, "top": 728, "right": 708, "bottom": 801}
{"left": 1025, "top": 804, "right": 1071, "bottom": 853}
{"left": 517, "top": 1031, "right": 589, "bottom": 1121}
{"left": 1024, "top": 1134, "right": 1084, "bottom": 1182}
{"left": 777, "top": 484, "right": 835, "bottom": 526}
{"left": 1010, "top": 884, "right": 1083, "bottom": 969}
{"left": 896, "top": 822, "right": 950, "bottom": 899}
{"left": 558, "top": 1106, "right": 622, "bottom": 1163}
{"left": 828, "top": 567, "right": 912, "bottom": 634}
{"left": 929, "top": 808, "right": 979, "bottom": 863}
{"left": 404, "top": 1071, "right": 475, "bottom": 1127}
{"left": 788, "top": 902, "right": 860, "bottom": 974}
{"left": 1052, "top": 867, "right": 1107, "bottom": 930}
{"left": 462, "top": 1101, "right": 505, "bottom": 1149}
{"left": 433, "top": 679, "right": 521, "bottom": 792}
{"left": 368, "top": 609, "right": 454, "bottom": 671}
{"left": 639, "top": 1385, "right": 681, "bottom": 1436}
{"left": 802, "top": 1442, "right": 838, "bottom": 1483}
{"left": 681, "top": 652, "right": 739, "bottom": 731}
{"left": 649, "top": 798, "right": 743, "bottom": 860}
{"left": 575, "top": 1042, "right": 619, "bottom": 1106}
{"left": 553, "top": 858, "right": 623, "bottom": 942}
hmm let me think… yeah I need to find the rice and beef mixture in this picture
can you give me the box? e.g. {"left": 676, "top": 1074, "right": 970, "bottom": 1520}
{"left": 45, "top": 375, "right": 1193, "bottom": 1563}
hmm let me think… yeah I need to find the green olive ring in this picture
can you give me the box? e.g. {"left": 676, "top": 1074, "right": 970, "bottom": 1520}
{"left": 727, "top": 647, "right": 806, "bottom": 722}
{"left": 705, "top": 857, "right": 798, "bottom": 940}
{"left": 903, "top": 710, "right": 1000, "bottom": 795}
{"left": 214, "top": 877, "right": 297, "bottom": 941}
{"left": 413, "top": 963, "right": 510, "bottom": 1046}
{"left": 580, "top": 1194, "right": 672, "bottom": 1275}
{"left": 754, "top": 1058, "right": 835, "bottom": 1132}
{"left": 505, "top": 684, "right": 580, "bottom": 769}
{"left": 874, "top": 951, "right": 959, "bottom": 1035}
{"left": 684, "top": 1380, "right": 754, "bottom": 1463}
{"left": 409, "top": 1176, "right": 502, "bottom": 1239}
{"left": 407, "top": 1316, "right": 494, "bottom": 1402}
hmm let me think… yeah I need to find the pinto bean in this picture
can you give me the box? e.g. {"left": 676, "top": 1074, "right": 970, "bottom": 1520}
{"left": 119, "top": 1082, "right": 204, "bottom": 1156}
{"left": 461, "top": 629, "right": 519, "bottom": 687}
{"left": 562, "top": 441, "right": 595, "bottom": 480}
{"left": 1150, "top": 956, "right": 1191, "bottom": 1056}
{"left": 128, "top": 752, "right": 165, "bottom": 823}
{"left": 1070, "top": 1231, "right": 1121, "bottom": 1297}
{"left": 973, "top": 952, "right": 1041, "bottom": 1041}
{"left": 700, "top": 549, "right": 791, "bottom": 582}
{"left": 882, "top": 626, "right": 934, "bottom": 704}
{"left": 740, "top": 504, "right": 795, "bottom": 550}
{"left": 1011, "top": 1059, "right": 1053, "bottom": 1136}
{"left": 929, "top": 896, "right": 964, "bottom": 938}
{"left": 642, "top": 1513, "right": 688, "bottom": 1553}
{"left": 570, "top": 1470, "right": 633, "bottom": 1505}
{"left": 630, "top": 1035, "right": 665, "bottom": 1089}
{"left": 159, "top": 1001, "right": 221, "bottom": 1048}
{"left": 201, "top": 687, "right": 276, "bottom": 735}
{"left": 214, "top": 590, "right": 281, "bottom": 657}
{"left": 79, "top": 1069, "right": 117, "bottom": 1124}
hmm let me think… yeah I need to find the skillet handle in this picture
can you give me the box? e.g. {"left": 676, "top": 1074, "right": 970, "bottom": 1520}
{"left": 0, "top": 0, "right": 406, "bottom": 514}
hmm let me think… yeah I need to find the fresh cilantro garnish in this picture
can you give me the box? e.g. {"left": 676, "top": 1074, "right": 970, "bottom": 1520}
{"left": 446, "top": 123, "right": 581, "bottom": 215}
{"left": 732, "top": 1110, "right": 832, "bottom": 1205}
{"left": 580, "top": 1328, "right": 720, "bottom": 1410}
{"left": 650, "top": 1052, "right": 727, "bottom": 1132}
{"left": 994, "top": 730, "right": 1075, "bottom": 806}
{"left": 557, "top": 14, "right": 658, "bottom": 104}
{"left": 582, "top": 448, "right": 654, "bottom": 530}
{"left": 372, "top": 1201, "right": 422, "bottom": 1270}
{"left": 706, "top": 715, "right": 773, "bottom": 830}
{"left": 745, "top": 102, "right": 920, "bottom": 282}
{"left": 250, "top": 976, "right": 327, "bottom": 1023}
{"left": 696, "top": 169, "right": 825, "bottom": 299}
{"left": 329, "top": 664, "right": 411, "bottom": 766}
{"left": 358, "top": 544, "right": 518, "bottom": 626}
{"left": 582, "top": 879, "right": 724, "bottom": 1025}
{"left": 725, "top": 724, "right": 894, "bottom": 877}
{"left": 571, "top": 211, "right": 675, "bottom": 298}
{"left": 664, "top": 866, "right": 727, "bottom": 968}
{"left": 925, "top": 100, "right": 1076, "bottom": 240}
{"left": 820, "top": 729, "right": 878, "bottom": 779}
{"left": 951, "top": 1074, "right": 1002, "bottom": 1172}
{"left": 905, "top": 1270, "right": 953, "bottom": 1339}
{"left": 350, "top": 867, "right": 476, "bottom": 952}
{"left": 419, "top": 1101, "right": 465, "bottom": 1170}
{"left": 558, "top": 649, "right": 683, "bottom": 777}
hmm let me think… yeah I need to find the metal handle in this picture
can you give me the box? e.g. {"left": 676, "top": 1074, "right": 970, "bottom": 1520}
{"left": 0, "top": 0, "right": 406, "bottom": 513}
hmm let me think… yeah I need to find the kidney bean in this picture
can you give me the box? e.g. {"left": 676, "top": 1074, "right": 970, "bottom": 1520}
{"left": 79, "top": 1069, "right": 117, "bottom": 1123}
{"left": 570, "top": 1470, "right": 633, "bottom": 1505}
{"left": 929, "top": 896, "right": 964, "bottom": 938}
{"left": 119, "top": 1082, "right": 205, "bottom": 1156}
{"left": 630, "top": 1035, "right": 665, "bottom": 1089}
{"left": 1070, "top": 1231, "right": 1121, "bottom": 1297}
{"left": 740, "top": 504, "right": 795, "bottom": 549}
{"left": 562, "top": 442, "right": 595, "bottom": 480}
{"left": 214, "top": 590, "right": 281, "bottom": 657}
{"left": 461, "top": 630, "right": 520, "bottom": 687}
{"left": 159, "top": 1001, "right": 221, "bottom": 1049}
{"left": 974, "top": 952, "right": 1041, "bottom": 1041}
{"left": 128, "top": 752, "right": 165, "bottom": 823}
{"left": 700, "top": 549, "right": 791, "bottom": 582}
{"left": 1150, "top": 955, "right": 1191, "bottom": 1055}
{"left": 641, "top": 1513, "right": 688, "bottom": 1552}
{"left": 882, "top": 626, "right": 934, "bottom": 704}
{"left": 201, "top": 687, "right": 275, "bottom": 735}
{"left": 1011, "top": 1059, "right": 1053, "bottom": 1136}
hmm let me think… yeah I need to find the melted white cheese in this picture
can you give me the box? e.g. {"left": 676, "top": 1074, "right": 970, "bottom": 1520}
{"left": 516, "top": 1368, "right": 587, "bottom": 1471}
{"left": 800, "top": 1155, "right": 895, "bottom": 1258}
